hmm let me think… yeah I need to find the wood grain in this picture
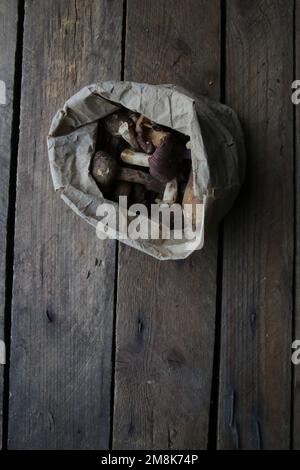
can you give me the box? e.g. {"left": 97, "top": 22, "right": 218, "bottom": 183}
{"left": 294, "top": 0, "right": 300, "bottom": 450}
{"left": 8, "top": 0, "right": 122, "bottom": 449}
{"left": 218, "top": 0, "right": 294, "bottom": 449}
{"left": 0, "top": 0, "right": 19, "bottom": 447}
{"left": 113, "top": 0, "right": 221, "bottom": 450}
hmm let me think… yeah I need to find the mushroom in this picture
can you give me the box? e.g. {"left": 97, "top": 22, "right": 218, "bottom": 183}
{"left": 144, "top": 126, "right": 171, "bottom": 148}
{"left": 104, "top": 110, "right": 140, "bottom": 150}
{"left": 148, "top": 133, "right": 181, "bottom": 183}
{"left": 162, "top": 178, "right": 178, "bottom": 204}
{"left": 135, "top": 114, "right": 155, "bottom": 154}
{"left": 117, "top": 167, "right": 164, "bottom": 193}
{"left": 122, "top": 134, "right": 183, "bottom": 185}
{"left": 182, "top": 171, "right": 202, "bottom": 229}
{"left": 120, "top": 148, "right": 150, "bottom": 167}
{"left": 91, "top": 150, "right": 117, "bottom": 193}
{"left": 92, "top": 149, "right": 164, "bottom": 198}
{"left": 134, "top": 114, "right": 171, "bottom": 150}
{"left": 155, "top": 178, "right": 178, "bottom": 206}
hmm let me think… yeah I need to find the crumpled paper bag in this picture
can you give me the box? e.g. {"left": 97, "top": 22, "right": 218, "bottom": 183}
{"left": 47, "top": 81, "right": 245, "bottom": 260}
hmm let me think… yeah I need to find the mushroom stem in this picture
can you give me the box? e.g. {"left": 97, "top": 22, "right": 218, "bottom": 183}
{"left": 155, "top": 178, "right": 178, "bottom": 206}
{"left": 182, "top": 171, "right": 202, "bottom": 228}
{"left": 120, "top": 149, "right": 150, "bottom": 167}
{"left": 162, "top": 178, "right": 178, "bottom": 204}
{"left": 117, "top": 168, "right": 164, "bottom": 193}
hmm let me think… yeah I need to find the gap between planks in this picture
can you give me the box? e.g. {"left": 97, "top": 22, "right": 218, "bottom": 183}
{"left": 2, "top": 0, "right": 25, "bottom": 450}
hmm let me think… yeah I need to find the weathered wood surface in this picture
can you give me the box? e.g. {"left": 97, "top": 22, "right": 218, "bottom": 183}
{"left": 0, "top": 0, "right": 296, "bottom": 451}
{"left": 218, "top": 0, "right": 294, "bottom": 449}
{"left": 113, "top": 0, "right": 221, "bottom": 450}
{"left": 294, "top": 0, "right": 300, "bottom": 451}
{"left": 0, "top": 0, "right": 19, "bottom": 448}
{"left": 8, "top": 0, "right": 123, "bottom": 449}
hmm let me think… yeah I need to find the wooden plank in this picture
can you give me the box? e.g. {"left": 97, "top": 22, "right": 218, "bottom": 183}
{"left": 8, "top": 0, "right": 123, "bottom": 449}
{"left": 218, "top": 0, "right": 294, "bottom": 449}
{"left": 0, "top": 0, "right": 19, "bottom": 447}
{"left": 113, "top": 0, "right": 221, "bottom": 450}
{"left": 294, "top": 0, "right": 300, "bottom": 450}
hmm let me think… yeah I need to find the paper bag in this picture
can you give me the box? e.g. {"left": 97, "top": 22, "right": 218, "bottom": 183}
{"left": 47, "top": 81, "right": 245, "bottom": 260}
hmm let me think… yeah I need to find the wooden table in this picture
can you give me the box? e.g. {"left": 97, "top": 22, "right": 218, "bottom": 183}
{"left": 0, "top": 0, "right": 298, "bottom": 450}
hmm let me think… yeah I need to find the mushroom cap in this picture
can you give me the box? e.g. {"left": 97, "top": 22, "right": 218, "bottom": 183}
{"left": 104, "top": 110, "right": 140, "bottom": 150}
{"left": 136, "top": 133, "right": 155, "bottom": 154}
{"left": 135, "top": 115, "right": 155, "bottom": 154}
{"left": 148, "top": 133, "right": 181, "bottom": 183}
{"left": 91, "top": 150, "right": 117, "bottom": 190}
{"left": 103, "top": 110, "right": 130, "bottom": 135}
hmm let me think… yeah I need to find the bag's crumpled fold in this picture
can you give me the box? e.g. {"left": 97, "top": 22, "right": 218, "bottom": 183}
{"left": 47, "top": 81, "right": 245, "bottom": 260}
